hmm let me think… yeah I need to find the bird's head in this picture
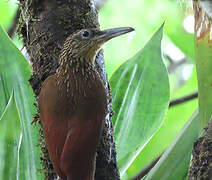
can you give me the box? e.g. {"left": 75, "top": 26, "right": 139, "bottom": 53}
{"left": 61, "top": 27, "right": 134, "bottom": 65}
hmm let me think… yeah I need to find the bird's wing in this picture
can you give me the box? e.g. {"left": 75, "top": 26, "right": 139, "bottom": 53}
{"left": 38, "top": 75, "right": 67, "bottom": 179}
{"left": 60, "top": 106, "right": 104, "bottom": 179}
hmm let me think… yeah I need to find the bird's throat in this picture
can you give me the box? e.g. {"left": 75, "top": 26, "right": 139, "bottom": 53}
{"left": 57, "top": 57, "right": 96, "bottom": 97}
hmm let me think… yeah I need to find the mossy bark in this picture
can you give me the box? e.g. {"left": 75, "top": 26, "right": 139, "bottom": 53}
{"left": 188, "top": 118, "right": 212, "bottom": 179}
{"left": 18, "top": 0, "right": 120, "bottom": 179}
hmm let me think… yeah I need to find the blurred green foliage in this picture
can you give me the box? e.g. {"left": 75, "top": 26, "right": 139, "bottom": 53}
{"left": 99, "top": 0, "right": 197, "bottom": 178}
{"left": 145, "top": 110, "right": 200, "bottom": 180}
{"left": 99, "top": 0, "right": 194, "bottom": 77}
{"left": 0, "top": 0, "right": 17, "bottom": 29}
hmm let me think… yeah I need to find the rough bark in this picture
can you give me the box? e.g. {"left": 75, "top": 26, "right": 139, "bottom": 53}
{"left": 18, "top": 0, "right": 120, "bottom": 179}
{"left": 188, "top": 118, "right": 212, "bottom": 179}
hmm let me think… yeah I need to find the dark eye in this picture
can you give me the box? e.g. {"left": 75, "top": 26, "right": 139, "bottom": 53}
{"left": 82, "top": 30, "right": 90, "bottom": 38}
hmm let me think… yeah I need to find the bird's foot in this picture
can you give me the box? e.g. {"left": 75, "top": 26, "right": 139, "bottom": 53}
{"left": 31, "top": 114, "right": 39, "bottom": 125}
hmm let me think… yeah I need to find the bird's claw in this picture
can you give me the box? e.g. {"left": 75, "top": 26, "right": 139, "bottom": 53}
{"left": 31, "top": 114, "right": 39, "bottom": 125}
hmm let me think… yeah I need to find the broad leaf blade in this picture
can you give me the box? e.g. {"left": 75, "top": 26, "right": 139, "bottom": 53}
{"left": 0, "top": 92, "right": 22, "bottom": 180}
{"left": 145, "top": 110, "right": 200, "bottom": 180}
{"left": 110, "top": 24, "right": 170, "bottom": 175}
{"left": 126, "top": 69, "right": 198, "bottom": 178}
{"left": 0, "top": 26, "right": 42, "bottom": 179}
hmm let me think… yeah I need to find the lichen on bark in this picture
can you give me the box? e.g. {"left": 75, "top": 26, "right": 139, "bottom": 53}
{"left": 18, "top": 0, "right": 120, "bottom": 179}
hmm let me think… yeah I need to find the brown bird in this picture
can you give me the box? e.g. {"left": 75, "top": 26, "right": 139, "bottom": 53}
{"left": 38, "top": 27, "right": 134, "bottom": 180}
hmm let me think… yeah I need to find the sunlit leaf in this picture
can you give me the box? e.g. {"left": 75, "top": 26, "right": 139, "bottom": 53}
{"left": 145, "top": 110, "right": 200, "bottom": 180}
{"left": 0, "top": 26, "right": 42, "bottom": 179}
{"left": 110, "top": 24, "right": 170, "bottom": 176}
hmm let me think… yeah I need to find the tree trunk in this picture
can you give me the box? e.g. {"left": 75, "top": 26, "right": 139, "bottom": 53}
{"left": 18, "top": 0, "right": 120, "bottom": 179}
{"left": 188, "top": 118, "right": 212, "bottom": 179}
{"left": 189, "top": 1, "right": 212, "bottom": 179}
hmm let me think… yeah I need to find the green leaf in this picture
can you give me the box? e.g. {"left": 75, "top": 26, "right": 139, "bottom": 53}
{"left": 0, "top": 26, "right": 42, "bottom": 179}
{"left": 110, "top": 24, "right": 170, "bottom": 176}
{"left": 126, "top": 68, "right": 198, "bottom": 179}
{"left": 0, "top": 91, "right": 22, "bottom": 180}
{"left": 145, "top": 110, "right": 200, "bottom": 180}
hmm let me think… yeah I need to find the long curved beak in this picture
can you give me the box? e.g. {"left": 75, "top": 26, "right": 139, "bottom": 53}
{"left": 99, "top": 27, "right": 135, "bottom": 42}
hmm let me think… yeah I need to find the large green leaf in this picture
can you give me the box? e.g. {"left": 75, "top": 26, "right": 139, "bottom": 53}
{"left": 0, "top": 26, "right": 42, "bottom": 179}
{"left": 110, "top": 24, "right": 170, "bottom": 176}
{"left": 145, "top": 110, "right": 200, "bottom": 180}
{"left": 126, "top": 68, "right": 198, "bottom": 179}
{"left": 0, "top": 92, "right": 22, "bottom": 180}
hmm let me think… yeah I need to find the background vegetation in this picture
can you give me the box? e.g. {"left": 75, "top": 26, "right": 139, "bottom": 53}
{"left": 0, "top": 0, "right": 202, "bottom": 179}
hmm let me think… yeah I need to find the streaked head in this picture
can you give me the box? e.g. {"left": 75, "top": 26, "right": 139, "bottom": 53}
{"left": 61, "top": 27, "right": 135, "bottom": 64}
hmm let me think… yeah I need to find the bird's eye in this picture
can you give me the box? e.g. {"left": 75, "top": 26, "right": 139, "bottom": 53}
{"left": 81, "top": 30, "right": 90, "bottom": 38}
